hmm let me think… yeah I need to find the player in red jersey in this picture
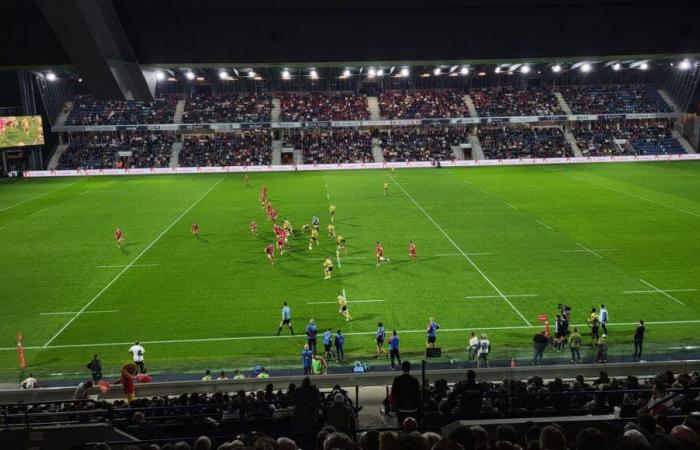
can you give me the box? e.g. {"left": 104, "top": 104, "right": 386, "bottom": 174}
{"left": 191, "top": 223, "right": 200, "bottom": 237}
{"left": 277, "top": 236, "right": 286, "bottom": 255}
{"left": 250, "top": 220, "right": 258, "bottom": 236}
{"left": 270, "top": 208, "right": 279, "bottom": 223}
{"left": 408, "top": 240, "right": 417, "bottom": 261}
{"left": 273, "top": 223, "right": 283, "bottom": 239}
{"left": 376, "top": 241, "right": 389, "bottom": 266}
{"left": 265, "top": 243, "right": 276, "bottom": 264}
{"left": 114, "top": 228, "right": 124, "bottom": 248}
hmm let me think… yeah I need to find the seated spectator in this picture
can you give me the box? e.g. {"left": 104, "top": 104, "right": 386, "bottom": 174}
{"left": 67, "top": 95, "right": 178, "bottom": 125}
{"left": 279, "top": 92, "right": 370, "bottom": 121}
{"left": 183, "top": 93, "right": 272, "bottom": 123}
{"left": 180, "top": 131, "right": 272, "bottom": 167}
{"left": 380, "top": 127, "right": 469, "bottom": 162}
{"left": 285, "top": 129, "right": 373, "bottom": 164}
{"left": 326, "top": 393, "right": 357, "bottom": 433}
{"left": 379, "top": 90, "right": 469, "bottom": 119}
{"left": 471, "top": 86, "right": 564, "bottom": 117}
{"left": 478, "top": 126, "right": 573, "bottom": 159}
{"left": 572, "top": 120, "right": 684, "bottom": 156}
{"left": 560, "top": 84, "right": 673, "bottom": 114}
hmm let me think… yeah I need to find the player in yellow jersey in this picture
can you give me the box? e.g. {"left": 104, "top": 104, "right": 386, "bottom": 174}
{"left": 301, "top": 223, "right": 310, "bottom": 234}
{"left": 336, "top": 234, "right": 347, "bottom": 256}
{"left": 329, "top": 204, "right": 336, "bottom": 223}
{"left": 391, "top": 167, "right": 396, "bottom": 177}
{"left": 327, "top": 223, "right": 336, "bottom": 240}
{"left": 383, "top": 182, "right": 389, "bottom": 196}
{"left": 323, "top": 257, "right": 334, "bottom": 279}
{"left": 283, "top": 218, "right": 294, "bottom": 238}
{"left": 308, "top": 228, "right": 319, "bottom": 250}
{"left": 337, "top": 294, "right": 352, "bottom": 321}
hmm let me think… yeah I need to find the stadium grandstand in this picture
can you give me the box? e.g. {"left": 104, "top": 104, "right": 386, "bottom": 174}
{"left": 2, "top": 1, "right": 700, "bottom": 449}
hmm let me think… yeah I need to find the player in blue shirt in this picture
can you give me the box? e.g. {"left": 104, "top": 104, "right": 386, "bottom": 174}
{"left": 312, "top": 215, "right": 320, "bottom": 230}
{"left": 389, "top": 330, "right": 401, "bottom": 369}
{"left": 375, "top": 322, "right": 388, "bottom": 358}
{"left": 334, "top": 329, "right": 345, "bottom": 363}
{"left": 426, "top": 317, "right": 440, "bottom": 349}
{"left": 276, "top": 302, "right": 294, "bottom": 336}
{"left": 301, "top": 344, "right": 313, "bottom": 375}
{"left": 323, "top": 328, "right": 333, "bottom": 360}
{"left": 306, "top": 319, "right": 318, "bottom": 353}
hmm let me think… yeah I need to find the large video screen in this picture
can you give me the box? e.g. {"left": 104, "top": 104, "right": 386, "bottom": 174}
{"left": 0, "top": 116, "right": 44, "bottom": 148}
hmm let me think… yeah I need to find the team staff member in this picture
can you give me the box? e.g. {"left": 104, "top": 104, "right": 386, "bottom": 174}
{"left": 302, "top": 344, "right": 313, "bottom": 375}
{"left": 426, "top": 318, "right": 440, "bottom": 349}
{"left": 375, "top": 322, "right": 388, "bottom": 358}
{"left": 86, "top": 354, "right": 102, "bottom": 382}
{"left": 323, "top": 328, "right": 334, "bottom": 360}
{"left": 277, "top": 302, "right": 294, "bottom": 335}
{"left": 389, "top": 330, "right": 401, "bottom": 369}
{"left": 634, "top": 320, "right": 645, "bottom": 361}
{"left": 306, "top": 319, "right": 318, "bottom": 353}
{"left": 334, "top": 329, "right": 345, "bottom": 363}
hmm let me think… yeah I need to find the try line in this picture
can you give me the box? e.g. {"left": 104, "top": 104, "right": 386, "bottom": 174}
{"left": 387, "top": 174, "right": 532, "bottom": 326}
{"left": 7, "top": 319, "right": 700, "bottom": 352}
{"left": 42, "top": 176, "right": 226, "bottom": 348}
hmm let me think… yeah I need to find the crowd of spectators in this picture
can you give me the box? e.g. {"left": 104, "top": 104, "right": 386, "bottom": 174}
{"left": 379, "top": 127, "right": 469, "bottom": 162}
{"left": 58, "top": 132, "right": 175, "bottom": 169}
{"left": 283, "top": 130, "right": 374, "bottom": 164}
{"left": 179, "top": 132, "right": 272, "bottom": 167}
{"left": 478, "top": 127, "right": 574, "bottom": 159}
{"left": 470, "top": 87, "right": 565, "bottom": 117}
{"left": 279, "top": 93, "right": 370, "bottom": 121}
{"left": 183, "top": 94, "right": 273, "bottom": 123}
{"left": 559, "top": 85, "right": 673, "bottom": 115}
{"left": 571, "top": 120, "right": 685, "bottom": 156}
{"left": 67, "top": 96, "right": 178, "bottom": 125}
{"left": 378, "top": 90, "right": 469, "bottom": 119}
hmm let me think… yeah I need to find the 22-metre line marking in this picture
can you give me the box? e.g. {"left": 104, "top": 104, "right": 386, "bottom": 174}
{"left": 42, "top": 176, "right": 226, "bottom": 348}
{"left": 387, "top": 175, "right": 532, "bottom": 326}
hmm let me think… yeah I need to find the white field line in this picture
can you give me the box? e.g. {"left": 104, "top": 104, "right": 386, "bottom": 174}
{"left": 40, "top": 310, "right": 119, "bottom": 315}
{"left": 436, "top": 252, "right": 494, "bottom": 257}
{"left": 625, "top": 288, "right": 697, "bottom": 294}
{"left": 388, "top": 175, "right": 532, "bottom": 326}
{"left": 560, "top": 248, "right": 617, "bottom": 253}
{"left": 479, "top": 188, "right": 491, "bottom": 195}
{"left": 307, "top": 299, "right": 384, "bottom": 305}
{"left": 42, "top": 176, "right": 226, "bottom": 348}
{"left": 30, "top": 207, "right": 49, "bottom": 216}
{"left": 8, "top": 319, "right": 700, "bottom": 351}
{"left": 336, "top": 254, "right": 342, "bottom": 268}
{"left": 503, "top": 201, "right": 518, "bottom": 210}
{"left": 556, "top": 171, "right": 700, "bottom": 219}
{"left": 466, "top": 294, "right": 538, "bottom": 299}
{"left": 0, "top": 179, "right": 85, "bottom": 213}
{"left": 79, "top": 191, "right": 91, "bottom": 196}
{"left": 639, "top": 279, "right": 686, "bottom": 306}
{"left": 535, "top": 220, "right": 554, "bottom": 231}
{"left": 576, "top": 242, "right": 604, "bottom": 259}
{"left": 98, "top": 264, "right": 160, "bottom": 269}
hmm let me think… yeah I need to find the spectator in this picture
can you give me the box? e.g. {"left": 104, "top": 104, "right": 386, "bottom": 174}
{"left": 73, "top": 380, "right": 94, "bottom": 400}
{"left": 540, "top": 425, "right": 567, "bottom": 450}
{"left": 576, "top": 428, "right": 607, "bottom": 450}
{"left": 326, "top": 393, "right": 357, "bottom": 433}
{"left": 86, "top": 354, "right": 102, "bottom": 382}
{"left": 324, "top": 432, "right": 355, "bottom": 450}
{"left": 277, "top": 438, "right": 297, "bottom": 450}
{"left": 202, "top": 370, "right": 213, "bottom": 381}
{"left": 634, "top": 320, "right": 646, "bottom": 361}
{"left": 293, "top": 377, "right": 320, "bottom": 433}
{"left": 194, "top": 436, "right": 212, "bottom": 450}
{"left": 20, "top": 373, "right": 39, "bottom": 389}
{"left": 391, "top": 361, "right": 420, "bottom": 423}
{"left": 533, "top": 331, "right": 548, "bottom": 365}
{"left": 471, "top": 87, "right": 564, "bottom": 117}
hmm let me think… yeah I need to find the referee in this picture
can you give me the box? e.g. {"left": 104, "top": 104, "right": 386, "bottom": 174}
{"left": 277, "top": 302, "right": 294, "bottom": 336}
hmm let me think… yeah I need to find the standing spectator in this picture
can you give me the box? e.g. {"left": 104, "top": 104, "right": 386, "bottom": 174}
{"left": 391, "top": 361, "right": 420, "bottom": 423}
{"left": 634, "top": 320, "right": 646, "bottom": 361}
{"left": 426, "top": 317, "right": 440, "bottom": 349}
{"left": 20, "top": 373, "right": 39, "bottom": 389}
{"left": 293, "top": 377, "right": 320, "bottom": 433}
{"left": 532, "top": 331, "right": 548, "bottom": 365}
{"left": 600, "top": 304, "right": 609, "bottom": 336}
{"left": 86, "top": 354, "right": 102, "bottom": 382}
{"left": 597, "top": 336, "right": 608, "bottom": 363}
{"left": 468, "top": 332, "right": 479, "bottom": 363}
{"left": 302, "top": 344, "right": 314, "bottom": 375}
{"left": 477, "top": 334, "right": 491, "bottom": 368}
{"left": 389, "top": 330, "right": 401, "bottom": 369}
{"left": 128, "top": 341, "right": 146, "bottom": 373}
{"left": 306, "top": 319, "right": 318, "bottom": 353}
{"left": 335, "top": 329, "right": 345, "bottom": 363}
{"left": 136, "top": 368, "right": 152, "bottom": 383}
{"left": 570, "top": 327, "right": 583, "bottom": 364}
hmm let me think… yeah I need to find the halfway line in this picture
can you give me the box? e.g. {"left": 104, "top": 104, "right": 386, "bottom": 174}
{"left": 388, "top": 175, "right": 532, "bottom": 326}
{"left": 42, "top": 176, "right": 226, "bottom": 348}
{"left": 466, "top": 294, "right": 538, "bottom": 299}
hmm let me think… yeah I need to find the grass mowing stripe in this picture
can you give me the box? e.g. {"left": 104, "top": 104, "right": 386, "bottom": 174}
{"left": 639, "top": 279, "right": 686, "bottom": 306}
{"left": 6, "top": 319, "right": 700, "bottom": 352}
{"left": 0, "top": 179, "right": 84, "bottom": 213}
{"left": 41, "top": 175, "right": 226, "bottom": 348}
{"left": 387, "top": 174, "right": 533, "bottom": 326}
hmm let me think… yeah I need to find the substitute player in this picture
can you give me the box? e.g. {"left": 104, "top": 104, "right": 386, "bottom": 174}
{"left": 408, "top": 240, "right": 417, "bottom": 261}
{"left": 329, "top": 204, "right": 336, "bottom": 223}
{"left": 191, "top": 223, "right": 200, "bottom": 237}
{"left": 265, "top": 243, "right": 276, "bottom": 265}
{"left": 276, "top": 301, "right": 294, "bottom": 335}
{"left": 309, "top": 228, "right": 319, "bottom": 250}
{"left": 336, "top": 234, "right": 347, "bottom": 256}
{"left": 383, "top": 182, "right": 389, "bottom": 196}
{"left": 337, "top": 294, "right": 352, "bottom": 321}
{"left": 323, "top": 257, "right": 334, "bottom": 279}
{"left": 250, "top": 220, "right": 258, "bottom": 236}
{"left": 114, "top": 227, "right": 124, "bottom": 248}
{"left": 376, "top": 241, "right": 389, "bottom": 266}
{"left": 327, "top": 223, "right": 336, "bottom": 240}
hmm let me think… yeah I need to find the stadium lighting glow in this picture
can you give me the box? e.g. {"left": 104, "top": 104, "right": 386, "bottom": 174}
{"left": 551, "top": 64, "right": 562, "bottom": 73}
{"left": 581, "top": 63, "right": 592, "bottom": 73}
{"left": 612, "top": 63, "right": 621, "bottom": 71}
{"left": 460, "top": 67, "right": 469, "bottom": 75}
{"left": 367, "top": 68, "right": 376, "bottom": 78}
{"left": 433, "top": 67, "right": 441, "bottom": 76}
{"left": 77, "top": 77, "right": 83, "bottom": 83}
{"left": 218, "top": 70, "right": 228, "bottom": 80}
{"left": 155, "top": 71, "right": 165, "bottom": 81}
{"left": 377, "top": 68, "right": 384, "bottom": 77}
{"left": 282, "top": 70, "right": 290, "bottom": 80}
{"left": 520, "top": 65, "right": 531, "bottom": 74}
{"left": 342, "top": 69, "right": 351, "bottom": 77}
{"left": 248, "top": 70, "right": 255, "bottom": 78}
{"left": 185, "top": 71, "right": 195, "bottom": 80}
{"left": 310, "top": 69, "right": 318, "bottom": 79}
{"left": 494, "top": 67, "right": 501, "bottom": 74}
{"left": 639, "top": 62, "right": 649, "bottom": 71}
{"left": 196, "top": 76, "right": 205, "bottom": 82}
{"left": 46, "top": 72, "right": 57, "bottom": 82}
{"left": 679, "top": 59, "right": 691, "bottom": 70}
{"left": 400, "top": 68, "right": 409, "bottom": 77}
{"left": 478, "top": 71, "right": 486, "bottom": 77}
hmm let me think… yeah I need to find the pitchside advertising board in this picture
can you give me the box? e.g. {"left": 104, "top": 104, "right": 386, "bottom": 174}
{"left": 0, "top": 116, "right": 44, "bottom": 148}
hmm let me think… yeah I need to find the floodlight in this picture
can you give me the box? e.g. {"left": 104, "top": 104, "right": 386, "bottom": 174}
{"left": 185, "top": 71, "right": 195, "bottom": 80}
{"left": 377, "top": 69, "right": 384, "bottom": 77}
{"left": 310, "top": 69, "right": 318, "bottom": 79}
{"left": 248, "top": 70, "right": 255, "bottom": 78}
{"left": 581, "top": 63, "right": 592, "bottom": 73}
{"left": 679, "top": 59, "right": 692, "bottom": 70}
{"left": 639, "top": 62, "right": 649, "bottom": 70}
{"left": 612, "top": 63, "right": 621, "bottom": 71}
{"left": 400, "top": 68, "right": 409, "bottom": 77}
{"left": 460, "top": 67, "right": 469, "bottom": 75}
{"left": 520, "top": 65, "right": 531, "bottom": 74}
{"left": 494, "top": 67, "right": 501, "bottom": 74}
{"left": 46, "top": 72, "right": 57, "bottom": 81}
{"left": 219, "top": 70, "right": 228, "bottom": 80}
{"left": 552, "top": 64, "right": 562, "bottom": 73}
{"left": 282, "top": 70, "right": 290, "bottom": 80}
{"left": 433, "top": 67, "right": 441, "bottom": 75}
{"left": 368, "top": 68, "right": 376, "bottom": 78}
{"left": 342, "top": 69, "right": 351, "bottom": 77}
{"left": 155, "top": 71, "right": 165, "bottom": 81}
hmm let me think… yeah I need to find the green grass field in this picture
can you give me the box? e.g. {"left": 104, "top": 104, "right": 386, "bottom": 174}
{"left": 1, "top": 162, "right": 700, "bottom": 382}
